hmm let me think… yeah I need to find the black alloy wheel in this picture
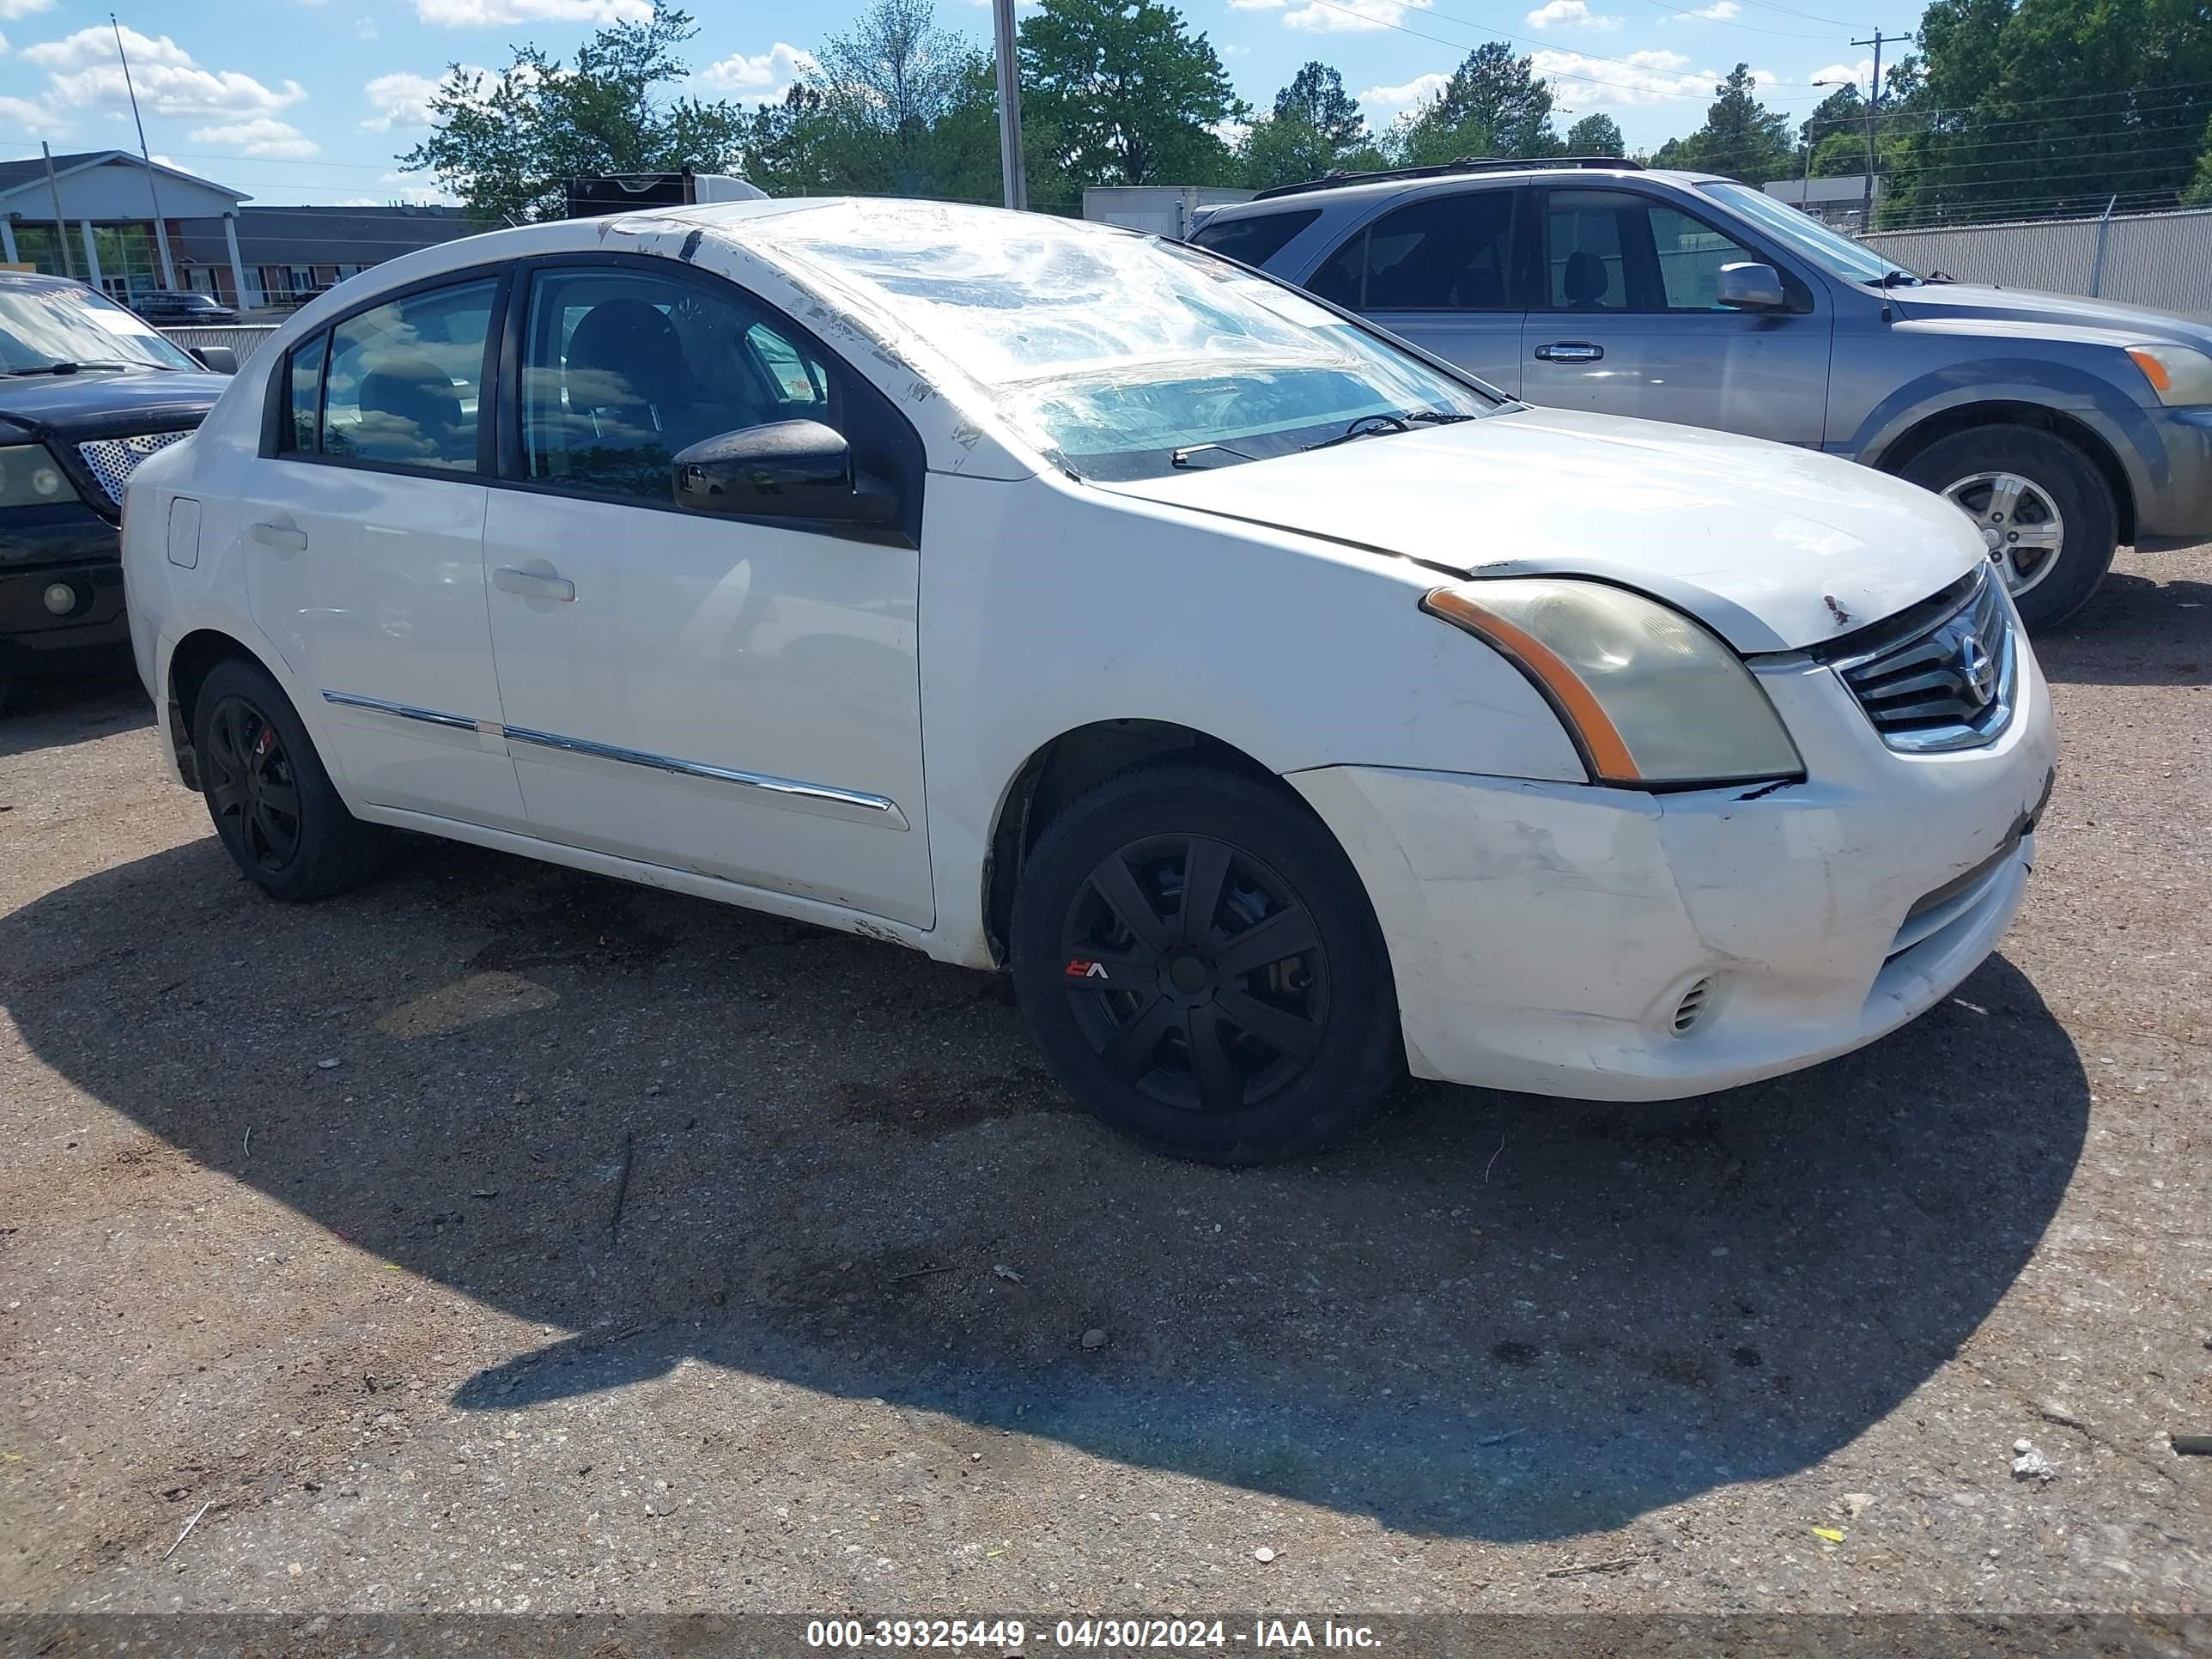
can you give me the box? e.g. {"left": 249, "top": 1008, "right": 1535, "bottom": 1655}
{"left": 1059, "top": 833, "right": 1328, "bottom": 1115}
{"left": 202, "top": 692, "right": 303, "bottom": 873}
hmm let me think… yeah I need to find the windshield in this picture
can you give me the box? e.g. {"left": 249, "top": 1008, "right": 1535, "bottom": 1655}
{"left": 755, "top": 200, "right": 1503, "bottom": 481}
{"left": 1698, "top": 181, "right": 1920, "bottom": 286}
{"left": 0, "top": 284, "right": 198, "bottom": 374}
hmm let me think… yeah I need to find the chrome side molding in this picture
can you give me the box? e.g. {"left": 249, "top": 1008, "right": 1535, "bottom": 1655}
{"left": 319, "top": 690, "right": 908, "bottom": 829}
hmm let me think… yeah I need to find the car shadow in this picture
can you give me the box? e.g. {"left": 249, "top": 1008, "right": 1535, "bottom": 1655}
{"left": 0, "top": 663, "right": 149, "bottom": 759}
{"left": 2035, "top": 568, "right": 2210, "bottom": 687}
{"left": 0, "top": 837, "right": 2088, "bottom": 1543}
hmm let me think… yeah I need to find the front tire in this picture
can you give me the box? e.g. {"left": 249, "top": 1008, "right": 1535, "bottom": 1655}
{"left": 1010, "top": 761, "right": 1401, "bottom": 1165}
{"left": 192, "top": 656, "right": 387, "bottom": 902}
{"left": 1899, "top": 425, "right": 2117, "bottom": 629}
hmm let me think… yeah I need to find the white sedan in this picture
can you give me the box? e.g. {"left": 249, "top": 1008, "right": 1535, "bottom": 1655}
{"left": 121, "top": 198, "right": 2057, "bottom": 1164}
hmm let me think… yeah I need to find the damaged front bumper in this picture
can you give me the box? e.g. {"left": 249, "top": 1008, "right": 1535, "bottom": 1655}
{"left": 1290, "top": 647, "right": 2058, "bottom": 1102}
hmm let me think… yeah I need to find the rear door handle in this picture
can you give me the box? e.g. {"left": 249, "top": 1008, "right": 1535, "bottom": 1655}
{"left": 1534, "top": 341, "right": 1604, "bottom": 363}
{"left": 493, "top": 565, "right": 576, "bottom": 603}
{"left": 249, "top": 520, "right": 307, "bottom": 555}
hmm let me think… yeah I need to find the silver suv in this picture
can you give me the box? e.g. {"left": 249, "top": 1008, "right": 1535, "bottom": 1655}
{"left": 1191, "top": 158, "right": 2212, "bottom": 627}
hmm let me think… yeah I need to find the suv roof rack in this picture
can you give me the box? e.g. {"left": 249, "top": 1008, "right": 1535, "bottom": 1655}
{"left": 1251, "top": 155, "right": 1644, "bottom": 202}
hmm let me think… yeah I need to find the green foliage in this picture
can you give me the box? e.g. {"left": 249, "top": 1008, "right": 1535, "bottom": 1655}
{"left": 1273, "top": 62, "right": 1367, "bottom": 151}
{"left": 1237, "top": 63, "right": 1381, "bottom": 190}
{"left": 2185, "top": 113, "right": 2212, "bottom": 207}
{"left": 1563, "top": 113, "right": 1624, "bottom": 158}
{"left": 1389, "top": 43, "right": 1559, "bottom": 164}
{"left": 1878, "top": 0, "right": 2212, "bottom": 228}
{"left": 1018, "top": 0, "right": 1244, "bottom": 187}
{"left": 1649, "top": 64, "right": 1794, "bottom": 185}
{"left": 398, "top": 2, "right": 747, "bottom": 222}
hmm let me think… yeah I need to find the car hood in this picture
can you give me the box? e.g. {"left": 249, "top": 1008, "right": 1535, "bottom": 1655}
{"left": 1885, "top": 281, "right": 2212, "bottom": 350}
{"left": 1104, "top": 406, "right": 1986, "bottom": 653}
{"left": 0, "top": 369, "right": 228, "bottom": 441}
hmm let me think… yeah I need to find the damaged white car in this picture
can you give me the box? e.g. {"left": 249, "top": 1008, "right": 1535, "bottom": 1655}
{"left": 120, "top": 198, "right": 2057, "bottom": 1164}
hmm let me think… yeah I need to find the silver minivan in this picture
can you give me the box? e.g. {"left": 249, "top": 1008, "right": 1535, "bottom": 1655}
{"left": 1192, "top": 158, "right": 2212, "bottom": 628}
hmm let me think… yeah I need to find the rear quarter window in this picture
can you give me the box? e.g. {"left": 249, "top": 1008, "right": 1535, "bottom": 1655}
{"left": 1188, "top": 209, "right": 1321, "bottom": 269}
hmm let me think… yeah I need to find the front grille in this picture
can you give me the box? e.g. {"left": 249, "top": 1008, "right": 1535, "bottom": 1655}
{"left": 76, "top": 431, "right": 192, "bottom": 507}
{"left": 1832, "top": 566, "right": 2016, "bottom": 753}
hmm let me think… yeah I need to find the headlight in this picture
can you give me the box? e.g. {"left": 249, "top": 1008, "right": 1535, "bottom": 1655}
{"left": 2125, "top": 343, "right": 2212, "bottom": 406}
{"left": 0, "top": 444, "right": 77, "bottom": 507}
{"left": 1421, "top": 579, "right": 1803, "bottom": 787}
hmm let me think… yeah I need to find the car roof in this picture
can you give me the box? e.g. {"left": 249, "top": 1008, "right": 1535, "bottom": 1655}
{"left": 1203, "top": 165, "right": 1725, "bottom": 222}
{"left": 0, "top": 270, "right": 94, "bottom": 294}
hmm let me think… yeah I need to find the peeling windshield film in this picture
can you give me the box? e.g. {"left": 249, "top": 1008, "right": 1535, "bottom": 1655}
{"left": 758, "top": 201, "right": 1501, "bottom": 481}
{"left": 0, "top": 285, "right": 198, "bottom": 374}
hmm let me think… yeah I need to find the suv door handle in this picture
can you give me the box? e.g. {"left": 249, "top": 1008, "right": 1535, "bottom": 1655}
{"left": 249, "top": 520, "right": 307, "bottom": 555}
{"left": 1534, "top": 341, "right": 1604, "bottom": 363}
{"left": 493, "top": 564, "right": 576, "bottom": 603}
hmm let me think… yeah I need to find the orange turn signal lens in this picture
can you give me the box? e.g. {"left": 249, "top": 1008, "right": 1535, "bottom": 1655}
{"left": 1419, "top": 586, "right": 1642, "bottom": 783}
{"left": 2128, "top": 347, "right": 2172, "bottom": 393}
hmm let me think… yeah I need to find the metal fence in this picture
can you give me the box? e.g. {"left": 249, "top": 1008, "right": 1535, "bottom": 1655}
{"left": 158, "top": 324, "right": 282, "bottom": 372}
{"left": 1860, "top": 206, "right": 2212, "bottom": 321}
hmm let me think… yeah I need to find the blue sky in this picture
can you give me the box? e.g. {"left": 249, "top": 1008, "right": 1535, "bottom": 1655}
{"left": 0, "top": 0, "right": 1923, "bottom": 208}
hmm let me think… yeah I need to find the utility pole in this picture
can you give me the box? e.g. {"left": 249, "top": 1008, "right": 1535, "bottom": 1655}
{"left": 112, "top": 13, "right": 178, "bottom": 290}
{"left": 1850, "top": 28, "right": 1905, "bottom": 231}
{"left": 991, "top": 0, "right": 1027, "bottom": 210}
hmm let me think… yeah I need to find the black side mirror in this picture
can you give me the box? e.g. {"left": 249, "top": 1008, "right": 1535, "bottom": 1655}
{"left": 1715, "top": 261, "right": 1788, "bottom": 311}
{"left": 189, "top": 345, "right": 239, "bottom": 375}
{"left": 672, "top": 420, "right": 895, "bottom": 526}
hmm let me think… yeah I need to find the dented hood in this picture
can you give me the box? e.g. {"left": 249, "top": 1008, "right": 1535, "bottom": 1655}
{"left": 1107, "top": 406, "right": 1986, "bottom": 653}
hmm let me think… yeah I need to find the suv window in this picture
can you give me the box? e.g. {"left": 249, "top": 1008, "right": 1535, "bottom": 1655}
{"left": 314, "top": 277, "right": 498, "bottom": 471}
{"left": 1544, "top": 189, "right": 1790, "bottom": 313}
{"left": 1306, "top": 190, "right": 1518, "bottom": 313}
{"left": 519, "top": 265, "right": 835, "bottom": 504}
{"left": 1187, "top": 209, "right": 1320, "bottom": 269}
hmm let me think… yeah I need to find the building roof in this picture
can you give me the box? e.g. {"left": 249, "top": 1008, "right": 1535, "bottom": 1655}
{"left": 0, "top": 149, "right": 248, "bottom": 208}
{"left": 174, "top": 204, "right": 493, "bottom": 269}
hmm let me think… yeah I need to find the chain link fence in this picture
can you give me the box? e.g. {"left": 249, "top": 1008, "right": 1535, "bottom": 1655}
{"left": 1859, "top": 207, "right": 2212, "bottom": 321}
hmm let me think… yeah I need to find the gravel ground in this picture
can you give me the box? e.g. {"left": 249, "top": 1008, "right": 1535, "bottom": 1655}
{"left": 1, "top": 549, "right": 2207, "bottom": 1627}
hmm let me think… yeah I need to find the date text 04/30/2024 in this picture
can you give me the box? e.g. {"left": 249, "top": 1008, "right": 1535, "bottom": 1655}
{"left": 803, "top": 1620, "right": 1384, "bottom": 1650}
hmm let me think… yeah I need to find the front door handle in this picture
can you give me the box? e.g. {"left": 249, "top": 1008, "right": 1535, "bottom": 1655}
{"left": 249, "top": 520, "right": 307, "bottom": 555}
{"left": 1534, "top": 341, "right": 1604, "bottom": 363}
{"left": 493, "top": 565, "right": 576, "bottom": 603}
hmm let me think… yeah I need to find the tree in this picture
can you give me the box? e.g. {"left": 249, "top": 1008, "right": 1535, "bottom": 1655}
{"left": 2185, "top": 112, "right": 2212, "bottom": 206}
{"left": 398, "top": 2, "right": 747, "bottom": 222}
{"left": 1650, "top": 64, "right": 1794, "bottom": 185}
{"left": 1237, "top": 62, "right": 1382, "bottom": 190}
{"left": 810, "top": 0, "right": 986, "bottom": 191}
{"left": 1563, "top": 112, "right": 1623, "bottom": 157}
{"left": 1393, "top": 43, "right": 1559, "bottom": 163}
{"left": 1018, "top": 0, "right": 1244, "bottom": 185}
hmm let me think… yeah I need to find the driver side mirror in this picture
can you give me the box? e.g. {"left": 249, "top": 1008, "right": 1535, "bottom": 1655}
{"left": 1716, "top": 261, "right": 1789, "bottom": 311}
{"left": 672, "top": 420, "right": 896, "bottom": 527}
{"left": 189, "top": 344, "right": 239, "bottom": 374}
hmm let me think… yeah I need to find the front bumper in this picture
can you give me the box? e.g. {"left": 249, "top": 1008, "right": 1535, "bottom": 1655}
{"left": 1291, "top": 645, "right": 2058, "bottom": 1102}
{"left": 2134, "top": 406, "right": 2212, "bottom": 550}
{"left": 0, "top": 503, "right": 127, "bottom": 678}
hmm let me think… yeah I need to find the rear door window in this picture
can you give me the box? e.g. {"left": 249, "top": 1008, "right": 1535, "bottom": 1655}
{"left": 1187, "top": 209, "right": 1321, "bottom": 269}
{"left": 319, "top": 278, "right": 499, "bottom": 472}
{"left": 1304, "top": 189, "right": 1519, "bottom": 312}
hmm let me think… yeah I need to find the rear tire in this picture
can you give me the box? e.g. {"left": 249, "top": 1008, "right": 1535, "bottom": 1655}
{"left": 1898, "top": 425, "right": 2117, "bottom": 629}
{"left": 1010, "top": 761, "right": 1401, "bottom": 1166}
{"left": 191, "top": 656, "right": 387, "bottom": 902}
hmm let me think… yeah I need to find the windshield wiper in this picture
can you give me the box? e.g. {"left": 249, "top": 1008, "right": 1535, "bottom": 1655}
{"left": 1303, "top": 410, "right": 1472, "bottom": 453}
{"left": 4, "top": 360, "right": 149, "bottom": 377}
{"left": 1170, "top": 441, "right": 1261, "bottom": 469}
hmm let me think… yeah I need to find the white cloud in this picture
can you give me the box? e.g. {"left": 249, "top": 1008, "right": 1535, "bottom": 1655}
{"left": 1530, "top": 46, "right": 1714, "bottom": 106}
{"left": 357, "top": 16, "right": 380, "bottom": 38}
{"left": 0, "top": 92, "right": 64, "bottom": 137}
{"left": 188, "top": 116, "right": 319, "bottom": 157}
{"left": 1810, "top": 58, "right": 1873, "bottom": 88}
{"left": 1525, "top": 0, "right": 1623, "bottom": 31}
{"left": 0, "top": 0, "right": 55, "bottom": 17}
{"left": 21, "top": 26, "right": 304, "bottom": 122}
{"left": 415, "top": 0, "right": 652, "bottom": 23}
{"left": 1358, "top": 70, "right": 1449, "bottom": 108}
{"left": 1219, "top": 40, "right": 1251, "bottom": 54}
{"left": 699, "top": 42, "right": 815, "bottom": 103}
{"left": 1283, "top": 0, "right": 1433, "bottom": 32}
{"left": 1225, "top": 0, "right": 1285, "bottom": 9}
{"left": 1668, "top": 0, "right": 1740, "bottom": 16}
{"left": 361, "top": 70, "right": 451, "bottom": 131}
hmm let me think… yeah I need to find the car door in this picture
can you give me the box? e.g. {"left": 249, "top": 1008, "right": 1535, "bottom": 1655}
{"left": 480, "top": 258, "right": 933, "bottom": 929}
{"left": 243, "top": 272, "right": 526, "bottom": 829}
{"left": 1304, "top": 187, "right": 1528, "bottom": 396}
{"left": 1522, "top": 186, "right": 1832, "bottom": 447}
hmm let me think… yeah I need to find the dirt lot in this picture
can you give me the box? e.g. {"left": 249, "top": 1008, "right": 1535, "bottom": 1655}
{"left": 2, "top": 550, "right": 2207, "bottom": 1630}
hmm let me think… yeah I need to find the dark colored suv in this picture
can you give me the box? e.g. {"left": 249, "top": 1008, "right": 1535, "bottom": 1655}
{"left": 0, "top": 274, "right": 226, "bottom": 708}
{"left": 131, "top": 289, "right": 240, "bottom": 325}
